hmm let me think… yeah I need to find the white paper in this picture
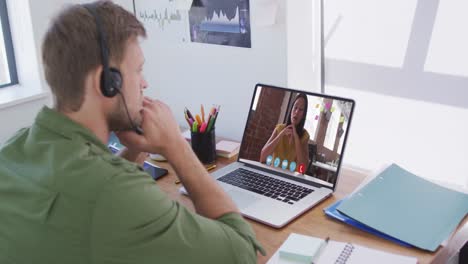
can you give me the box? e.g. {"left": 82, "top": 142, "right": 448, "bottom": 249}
{"left": 253, "top": 0, "right": 279, "bottom": 26}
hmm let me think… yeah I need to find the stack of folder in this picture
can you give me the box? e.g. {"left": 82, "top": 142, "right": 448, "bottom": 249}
{"left": 324, "top": 164, "right": 468, "bottom": 252}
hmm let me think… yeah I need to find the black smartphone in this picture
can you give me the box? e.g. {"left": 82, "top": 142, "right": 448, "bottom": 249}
{"left": 143, "top": 161, "right": 168, "bottom": 180}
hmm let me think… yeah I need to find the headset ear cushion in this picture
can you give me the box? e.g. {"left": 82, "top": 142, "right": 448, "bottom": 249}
{"left": 100, "top": 68, "right": 122, "bottom": 97}
{"left": 109, "top": 68, "right": 123, "bottom": 91}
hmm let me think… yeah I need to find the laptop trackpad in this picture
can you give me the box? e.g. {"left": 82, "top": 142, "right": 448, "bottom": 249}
{"left": 227, "top": 189, "right": 260, "bottom": 209}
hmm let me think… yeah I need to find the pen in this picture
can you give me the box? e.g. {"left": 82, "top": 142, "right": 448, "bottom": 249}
{"left": 312, "top": 237, "right": 329, "bottom": 264}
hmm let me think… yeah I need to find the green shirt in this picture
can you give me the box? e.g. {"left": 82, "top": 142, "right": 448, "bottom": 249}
{"left": 0, "top": 107, "right": 264, "bottom": 264}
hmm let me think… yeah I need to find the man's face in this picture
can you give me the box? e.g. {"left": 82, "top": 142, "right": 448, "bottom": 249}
{"left": 108, "top": 39, "right": 147, "bottom": 131}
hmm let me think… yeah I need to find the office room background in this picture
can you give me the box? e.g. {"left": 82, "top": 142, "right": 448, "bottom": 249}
{"left": 0, "top": 0, "right": 467, "bottom": 188}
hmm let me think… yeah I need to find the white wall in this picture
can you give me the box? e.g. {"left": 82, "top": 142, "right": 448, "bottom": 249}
{"left": 286, "top": 0, "right": 322, "bottom": 92}
{"left": 138, "top": 1, "right": 288, "bottom": 141}
{"left": 323, "top": 0, "right": 468, "bottom": 187}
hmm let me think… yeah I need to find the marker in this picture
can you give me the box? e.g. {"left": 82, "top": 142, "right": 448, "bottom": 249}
{"left": 195, "top": 115, "right": 202, "bottom": 125}
{"left": 185, "top": 107, "right": 194, "bottom": 120}
{"left": 184, "top": 112, "right": 191, "bottom": 127}
{"left": 200, "top": 122, "right": 207, "bottom": 133}
{"left": 209, "top": 111, "right": 219, "bottom": 131}
{"left": 206, "top": 115, "right": 215, "bottom": 132}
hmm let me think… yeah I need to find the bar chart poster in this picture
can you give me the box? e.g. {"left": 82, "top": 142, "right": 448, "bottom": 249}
{"left": 189, "top": 0, "right": 251, "bottom": 48}
{"left": 133, "top": 0, "right": 192, "bottom": 44}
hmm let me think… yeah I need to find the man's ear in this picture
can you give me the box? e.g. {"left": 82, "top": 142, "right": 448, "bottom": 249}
{"left": 88, "top": 65, "right": 103, "bottom": 97}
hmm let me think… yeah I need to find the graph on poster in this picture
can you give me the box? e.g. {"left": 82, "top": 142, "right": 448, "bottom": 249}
{"left": 134, "top": 0, "right": 251, "bottom": 48}
{"left": 133, "top": 0, "right": 192, "bottom": 43}
{"left": 189, "top": 0, "right": 251, "bottom": 48}
{"left": 138, "top": 9, "right": 183, "bottom": 30}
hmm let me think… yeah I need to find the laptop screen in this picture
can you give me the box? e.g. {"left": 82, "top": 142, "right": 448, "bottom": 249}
{"left": 238, "top": 84, "right": 355, "bottom": 188}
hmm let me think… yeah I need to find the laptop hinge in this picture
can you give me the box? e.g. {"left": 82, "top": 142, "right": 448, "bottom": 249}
{"left": 243, "top": 163, "right": 329, "bottom": 189}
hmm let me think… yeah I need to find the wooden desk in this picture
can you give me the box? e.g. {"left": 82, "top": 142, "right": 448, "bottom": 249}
{"left": 150, "top": 157, "right": 467, "bottom": 264}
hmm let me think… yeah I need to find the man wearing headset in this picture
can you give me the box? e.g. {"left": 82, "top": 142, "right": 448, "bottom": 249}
{"left": 0, "top": 1, "right": 263, "bottom": 263}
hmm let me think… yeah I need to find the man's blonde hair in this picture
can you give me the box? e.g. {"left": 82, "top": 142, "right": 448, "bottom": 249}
{"left": 42, "top": 0, "right": 146, "bottom": 112}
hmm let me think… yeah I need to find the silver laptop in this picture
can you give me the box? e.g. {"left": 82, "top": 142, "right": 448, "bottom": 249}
{"left": 184, "top": 84, "right": 355, "bottom": 228}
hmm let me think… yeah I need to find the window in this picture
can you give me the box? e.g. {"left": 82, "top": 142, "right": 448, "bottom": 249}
{"left": 304, "top": 97, "right": 323, "bottom": 141}
{"left": 0, "top": 0, "right": 18, "bottom": 88}
{"left": 323, "top": 100, "right": 341, "bottom": 151}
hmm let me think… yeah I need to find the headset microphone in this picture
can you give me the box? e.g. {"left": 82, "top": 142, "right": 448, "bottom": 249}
{"left": 116, "top": 89, "right": 144, "bottom": 135}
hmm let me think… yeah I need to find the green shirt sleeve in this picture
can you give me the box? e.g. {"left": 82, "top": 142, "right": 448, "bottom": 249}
{"left": 90, "top": 171, "right": 264, "bottom": 264}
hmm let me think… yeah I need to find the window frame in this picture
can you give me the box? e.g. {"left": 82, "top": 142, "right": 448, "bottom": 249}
{"left": 0, "top": 0, "right": 18, "bottom": 88}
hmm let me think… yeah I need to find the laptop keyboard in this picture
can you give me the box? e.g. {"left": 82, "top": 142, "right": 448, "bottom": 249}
{"left": 217, "top": 168, "right": 314, "bottom": 205}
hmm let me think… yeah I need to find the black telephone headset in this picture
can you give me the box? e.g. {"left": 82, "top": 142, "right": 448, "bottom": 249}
{"left": 83, "top": 3, "right": 143, "bottom": 134}
{"left": 83, "top": 4, "right": 121, "bottom": 97}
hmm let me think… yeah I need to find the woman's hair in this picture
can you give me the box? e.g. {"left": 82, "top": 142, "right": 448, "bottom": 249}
{"left": 286, "top": 93, "right": 308, "bottom": 138}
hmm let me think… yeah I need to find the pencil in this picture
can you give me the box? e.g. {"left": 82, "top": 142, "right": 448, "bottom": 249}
{"left": 206, "top": 164, "right": 217, "bottom": 171}
{"left": 201, "top": 104, "right": 205, "bottom": 123}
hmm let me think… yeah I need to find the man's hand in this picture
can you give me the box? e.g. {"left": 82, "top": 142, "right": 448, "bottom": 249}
{"left": 115, "top": 97, "right": 184, "bottom": 156}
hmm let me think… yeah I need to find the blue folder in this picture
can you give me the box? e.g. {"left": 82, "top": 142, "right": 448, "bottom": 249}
{"left": 324, "top": 199, "right": 412, "bottom": 247}
{"left": 337, "top": 164, "right": 468, "bottom": 252}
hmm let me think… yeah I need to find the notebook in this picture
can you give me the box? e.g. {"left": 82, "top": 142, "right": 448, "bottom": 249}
{"left": 180, "top": 83, "right": 356, "bottom": 228}
{"left": 216, "top": 140, "right": 240, "bottom": 158}
{"left": 337, "top": 163, "right": 468, "bottom": 251}
{"left": 267, "top": 233, "right": 417, "bottom": 264}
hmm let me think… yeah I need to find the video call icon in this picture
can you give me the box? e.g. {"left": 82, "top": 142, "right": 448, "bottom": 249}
{"left": 266, "top": 155, "right": 302, "bottom": 174}
{"left": 266, "top": 155, "right": 273, "bottom": 166}
{"left": 298, "top": 164, "right": 306, "bottom": 174}
{"left": 273, "top": 157, "right": 281, "bottom": 168}
{"left": 289, "top": 161, "right": 296, "bottom": 172}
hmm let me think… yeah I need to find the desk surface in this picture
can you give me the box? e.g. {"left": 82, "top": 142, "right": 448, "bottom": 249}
{"left": 150, "top": 157, "right": 467, "bottom": 264}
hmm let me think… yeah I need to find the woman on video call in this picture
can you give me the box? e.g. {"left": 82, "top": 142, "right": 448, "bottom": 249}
{"left": 260, "top": 93, "right": 310, "bottom": 168}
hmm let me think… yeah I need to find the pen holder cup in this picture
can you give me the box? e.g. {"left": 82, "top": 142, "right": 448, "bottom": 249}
{"left": 191, "top": 128, "right": 216, "bottom": 165}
